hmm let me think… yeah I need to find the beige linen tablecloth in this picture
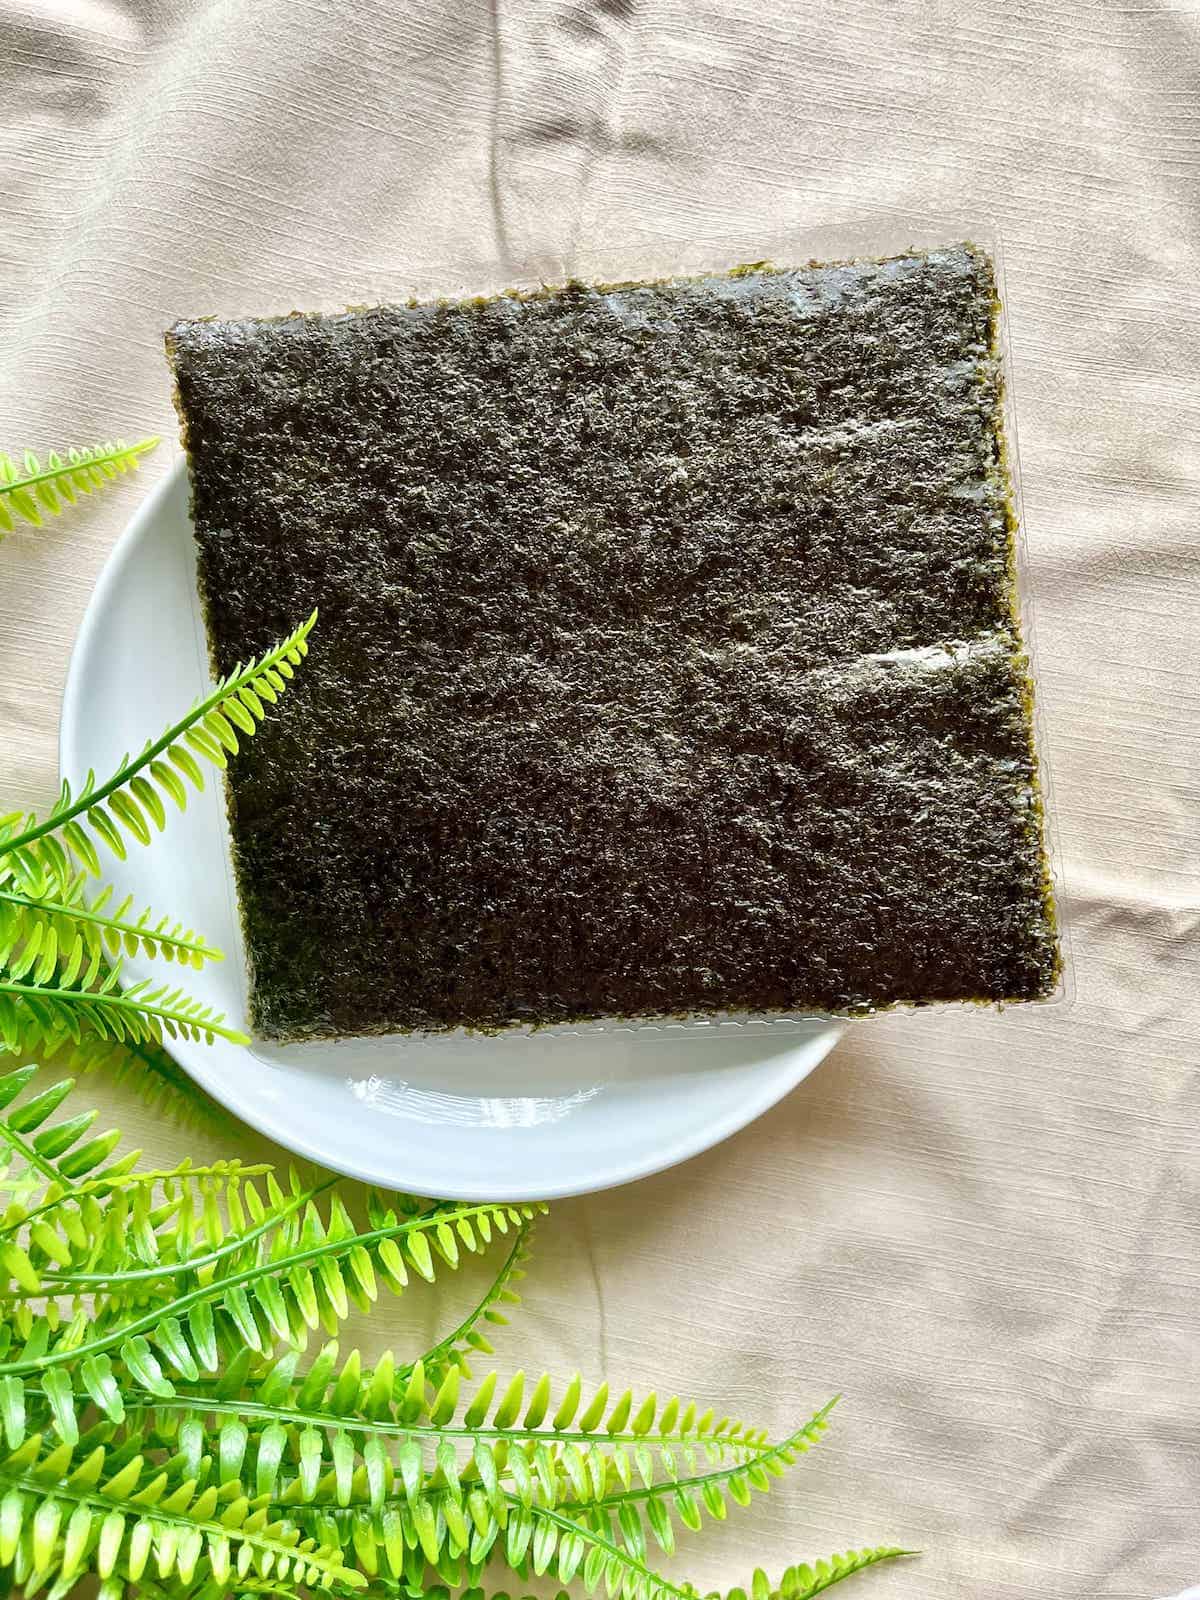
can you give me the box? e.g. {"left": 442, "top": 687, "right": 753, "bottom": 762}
{"left": 1, "top": 2, "right": 1198, "bottom": 1595}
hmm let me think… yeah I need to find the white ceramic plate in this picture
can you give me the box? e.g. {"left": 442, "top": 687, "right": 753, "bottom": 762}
{"left": 59, "top": 462, "right": 843, "bottom": 1199}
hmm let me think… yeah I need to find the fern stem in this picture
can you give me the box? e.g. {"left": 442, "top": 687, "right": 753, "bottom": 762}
{"left": 515, "top": 1497, "right": 694, "bottom": 1600}
{"left": 273, "top": 1406, "right": 834, "bottom": 1520}
{"left": 0, "top": 977, "right": 248, "bottom": 1045}
{"left": 0, "top": 1200, "right": 536, "bottom": 1374}
{"left": 0, "top": 1114, "right": 65, "bottom": 1186}
{"left": 0, "top": 1162, "right": 274, "bottom": 1240}
{"left": 0, "top": 887, "right": 222, "bottom": 963}
{"left": 0, "top": 611, "right": 316, "bottom": 861}
{"left": 24, "top": 1177, "right": 336, "bottom": 1288}
{"left": 781, "top": 1547, "right": 916, "bottom": 1598}
{"left": 0, "top": 437, "right": 158, "bottom": 497}
{"left": 562, "top": 1401, "right": 839, "bottom": 1511}
{"left": 141, "top": 1390, "right": 761, "bottom": 1456}
{"left": 0, "top": 1460, "right": 354, "bottom": 1588}
{"left": 410, "top": 1219, "right": 531, "bottom": 1377}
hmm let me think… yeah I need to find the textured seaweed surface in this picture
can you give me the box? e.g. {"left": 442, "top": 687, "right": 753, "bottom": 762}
{"left": 166, "top": 244, "right": 1059, "bottom": 1040}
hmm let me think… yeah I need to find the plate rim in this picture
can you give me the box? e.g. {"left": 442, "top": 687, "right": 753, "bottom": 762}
{"left": 58, "top": 458, "right": 843, "bottom": 1199}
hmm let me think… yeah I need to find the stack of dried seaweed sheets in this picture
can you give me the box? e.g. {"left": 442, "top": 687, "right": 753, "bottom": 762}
{"left": 166, "top": 243, "right": 1060, "bottom": 1040}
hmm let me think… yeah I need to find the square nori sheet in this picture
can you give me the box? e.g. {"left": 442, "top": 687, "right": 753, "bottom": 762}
{"left": 166, "top": 244, "right": 1059, "bottom": 1040}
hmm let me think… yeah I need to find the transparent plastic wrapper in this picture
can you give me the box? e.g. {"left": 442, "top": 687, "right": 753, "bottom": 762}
{"left": 166, "top": 220, "right": 1067, "bottom": 1048}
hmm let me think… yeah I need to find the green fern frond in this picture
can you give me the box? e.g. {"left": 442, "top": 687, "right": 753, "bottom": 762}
{"left": 0, "top": 608, "right": 315, "bottom": 879}
{"left": 477, "top": 1510, "right": 911, "bottom": 1600}
{"left": 0, "top": 1064, "right": 260, "bottom": 1238}
{"left": 0, "top": 968, "right": 246, "bottom": 1053}
{"left": 505, "top": 1498, "right": 694, "bottom": 1600}
{"left": 0, "top": 917, "right": 235, "bottom": 1055}
{"left": 0, "top": 437, "right": 158, "bottom": 536}
{"left": 57, "top": 1208, "right": 540, "bottom": 1385}
{"left": 415, "top": 1220, "right": 534, "bottom": 1385}
{"left": 563, "top": 1399, "right": 840, "bottom": 1558}
{"left": 138, "top": 1357, "right": 772, "bottom": 1549}
{"left": 0, "top": 1001, "right": 237, "bottom": 1135}
{"left": 369, "top": 1563, "right": 917, "bottom": 1600}
{"left": 0, "top": 1147, "right": 544, "bottom": 1383}
{"left": 730, "top": 1549, "right": 915, "bottom": 1600}
{"left": 3, "top": 1157, "right": 273, "bottom": 1263}
{"left": 0, "top": 614, "right": 312, "bottom": 1096}
{"left": 0, "top": 1423, "right": 364, "bottom": 1593}
{"left": 0, "top": 1380, "right": 902, "bottom": 1600}
{"left": 299, "top": 1357, "right": 760, "bottom": 1454}
{"left": 368, "top": 1589, "right": 569, "bottom": 1600}
{"left": 25, "top": 1172, "right": 336, "bottom": 1299}
{"left": 0, "top": 882, "right": 222, "bottom": 969}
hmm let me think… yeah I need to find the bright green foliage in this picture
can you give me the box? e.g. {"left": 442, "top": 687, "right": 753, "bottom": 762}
{"left": 0, "top": 1073, "right": 909, "bottom": 1600}
{"left": 0, "top": 611, "right": 315, "bottom": 883}
{"left": 0, "top": 613, "right": 315, "bottom": 1069}
{"left": 0, "top": 965, "right": 246, "bottom": 1051}
{"left": 0, "top": 439, "right": 159, "bottom": 536}
{"left": 415, "top": 1225, "right": 532, "bottom": 1387}
{"left": 0, "top": 881, "right": 223, "bottom": 970}
{"left": 756, "top": 1549, "right": 915, "bottom": 1599}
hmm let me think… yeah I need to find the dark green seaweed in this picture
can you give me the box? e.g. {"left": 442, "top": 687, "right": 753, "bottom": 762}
{"left": 166, "top": 244, "right": 1060, "bottom": 1040}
